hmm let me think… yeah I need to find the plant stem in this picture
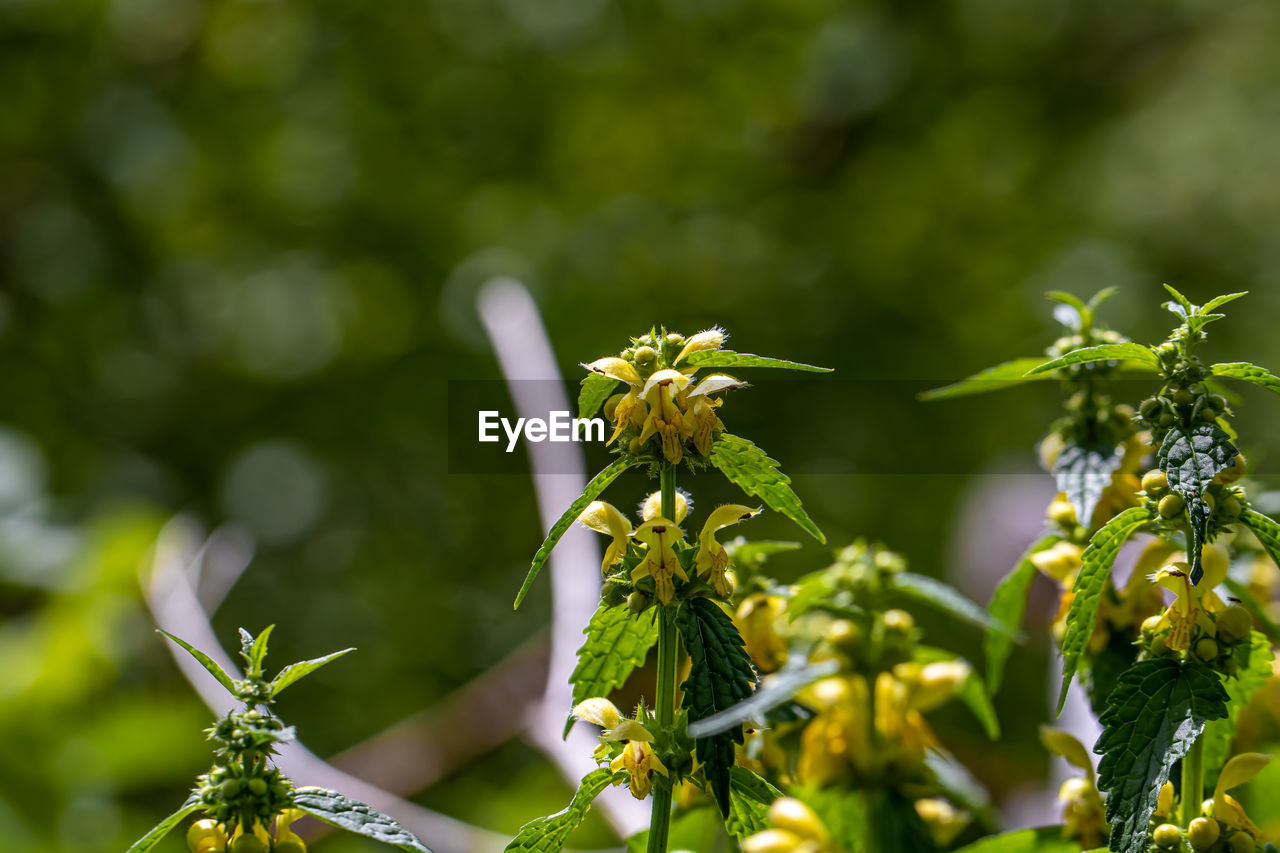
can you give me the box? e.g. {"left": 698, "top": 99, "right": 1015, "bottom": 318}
{"left": 1182, "top": 732, "right": 1205, "bottom": 827}
{"left": 647, "top": 464, "right": 679, "bottom": 853}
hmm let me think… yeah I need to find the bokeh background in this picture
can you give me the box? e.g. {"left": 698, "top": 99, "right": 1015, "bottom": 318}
{"left": 5, "top": 0, "right": 1280, "bottom": 850}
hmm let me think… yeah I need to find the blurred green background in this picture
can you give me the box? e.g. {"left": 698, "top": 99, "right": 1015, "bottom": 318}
{"left": 5, "top": 0, "right": 1280, "bottom": 849}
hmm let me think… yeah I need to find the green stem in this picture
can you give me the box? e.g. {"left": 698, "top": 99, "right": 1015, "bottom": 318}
{"left": 1182, "top": 732, "right": 1204, "bottom": 827}
{"left": 647, "top": 465, "right": 679, "bottom": 853}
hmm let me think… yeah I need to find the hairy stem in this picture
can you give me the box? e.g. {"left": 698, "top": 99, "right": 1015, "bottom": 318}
{"left": 1182, "top": 732, "right": 1204, "bottom": 827}
{"left": 647, "top": 464, "right": 679, "bottom": 853}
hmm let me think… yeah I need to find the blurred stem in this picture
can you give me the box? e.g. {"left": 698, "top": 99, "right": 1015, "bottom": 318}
{"left": 647, "top": 464, "right": 679, "bottom": 853}
{"left": 1182, "top": 733, "right": 1204, "bottom": 827}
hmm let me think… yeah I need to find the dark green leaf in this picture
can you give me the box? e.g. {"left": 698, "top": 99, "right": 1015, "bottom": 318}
{"left": 1158, "top": 423, "right": 1237, "bottom": 582}
{"left": 1222, "top": 576, "right": 1280, "bottom": 643}
{"left": 1095, "top": 659, "right": 1228, "bottom": 853}
{"left": 1053, "top": 442, "right": 1122, "bottom": 530}
{"left": 515, "top": 455, "right": 646, "bottom": 609}
{"left": 682, "top": 349, "right": 832, "bottom": 373}
{"left": 1210, "top": 362, "right": 1280, "bottom": 396}
{"left": 918, "top": 358, "right": 1053, "bottom": 401}
{"left": 503, "top": 769, "right": 616, "bottom": 853}
{"left": 578, "top": 373, "right": 618, "bottom": 419}
{"left": 686, "top": 659, "right": 839, "bottom": 738}
{"left": 950, "top": 826, "right": 1084, "bottom": 853}
{"left": 709, "top": 433, "right": 824, "bottom": 543}
{"left": 159, "top": 630, "right": 238, "bottom": 696}
{"left": 915, "top": 646, "right": 1000, "bottom": 739}
{"left": 1057, "top": 507, "right": 1153, "bottom": 714}
{"left": 867, "top": 790, "right": 940, "bottom": 853}
{"left": 565, "top": 605, "right": 659, "bottom": 737}
{"left": 677, "top": 597, "right": 757, "bottom": 817}
{"left": 1024, "top": 343, "right": 1159, "bottom": 376}
{"left": 270, "top": 648, "right": 355, "bottom": 698}
{"left": 1203, "top": 631, "right": 1273, "bottom": 787}
{"left": 724, "top": 767, "right": 782, "bottom": 839}
{"left": 890, "top": 572, "right": 1022, "bottom": 639}
{"left": 986, "top": 535, "right": 1059, "bottom": 695}
{"left": 1240, "top": 509, "right": 1280, "bottom": 579}
{"left": 125, "top": 793, "right": 202, "bottom": 853}
{"left": 292, "top": 787, "right": 432, "bottom": 852}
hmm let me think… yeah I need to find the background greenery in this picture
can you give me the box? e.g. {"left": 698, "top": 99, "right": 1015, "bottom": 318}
{"left": 5, "top": 0, "right": 1280, "bottom": 849}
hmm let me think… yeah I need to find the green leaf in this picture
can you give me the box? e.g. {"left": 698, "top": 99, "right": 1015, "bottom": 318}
{"left": 125, "top": 793, "right": 202, "bottom": 853}
{"left": 686, "top": 658, "right": 839, "bottom": 738}
{"left": 1024, "top": 343, "right": 1159, "bottom": 376}
{"left": 503, "top": 768, "right": 616, "bottom": 853}
{"left": 1086, "top": 287, "right": 1119, "bottom": 314}
{"left": 1210, "top": 362, "right": 1280, "bottom": 396}
{"left": 682, "top": 349, "right": 832, "bottom": 373}
{"left": 515, "top": 455, "right": 646, "bottom": 609}
{"left": 677, "top": 597, "right": 757, "bottom": 817}
{"left": 158, "top": 630, "right": 238, "bottom": 696}
{"left": 890, "top": 572, "right": 1022, "bottom": 639}
{"left": 915, "top": 646, "right": 1000, "bottom": 739}
{"left": 1163, "top": 284, "right": 1194, "bottom": 317}
{"left": 709, "top": 433, "right": 824, "bottom": 543}
{"left": 951, "top": 826, "right": 1084, "bottom": 853}
{"left": 238, "top": 625, "right": 274, "bottom": 679}
{"left": 867, "top": 790, "right": 940, "bottom": 853}
{"left": 1056, "top": 507, "right": 1153, "bottom": 714}
{"left": 565, "top": 605, "right": 659, "bottom": 737}
{"left": 1095, "top": 659, "right": 1229, "bottom": 853}
{"left": 1203, "top": 631, "right": 1273, "bottom": 788}
{"left": 1158, "top": 422, "right": 1237, "bottom": 582}
{"left": 291, "top": 787, "right": 432, "bottom": 852}
{"left": 1239, "top": 509, "right": 1280, "bottom": 574}
{"left": 796, "top": 787, "right": 868, "bottom": 853}
{"left": 724, "top": 767, "right": 782, "bottom": 839}
{"left": 918, "top": 358, "right": 1052, "bottom": 401}
{"left": 985, "top": 535, "right": 1060, "bottom": 696}
{"left": 270, "top": 647, "right": 355, "bottom": 698}
{"left": 1053, "top": 442, "right": 1122, "bottom": 530}
{"left": 578, "top": 373, "right": 618, "bottom": 419}
{"left": 1202, "top": 291, "right": 1248, "bottom": 314}
{"left": 1222, "top": 576, "right": 1280, "bottom": 643}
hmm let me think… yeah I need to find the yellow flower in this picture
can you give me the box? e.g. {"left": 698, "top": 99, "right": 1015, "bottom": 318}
{"left": 695, "top": 505, "right": 761, "bottom": 597}
{"left": 571, "top": 697, "right": 667, "bottom": 800}
{"left": 742, "top": 797, "right": 832, "bottom": 853}
{"left": 674, "top": 327, "right": 727, "bottom": 364}
{"left": 1041, "top": 727, "right": 1107, "bottom": 848}
{"left": 1211, "top": 753, "right": 1271, "bottom": 835}
{"left": 681, "top": 373, "right": 744, "bottom": 456}
{"left": 915, "top": 798, "right": 970, "bottom": 847}
{"left": 577, "top": 501, "right": 633, "bottom": 576}
{"left": 582, "top": 356, "right": 643, "bottom": 386}
{"left": 1155, "top": 781, "right": 1174, "bottom": 818}
{"left": 1032, "top": 541, "right": 1084, "bottom": 585}
{"left": 272, "top": 811, "right": 307, "bottom": 853}
{"left": 736, "top": 594, "right": 789, "bottom": 673}
{"left": 632, "top": 518, "right": 688, "bottom": 605}
{"left": 1149, "top": 563, "right": 1216, "bottom": 651}
{"left": 641, "top": 489, "right": 690, "bottom": 523}
{"left": 610, "top": 740, "right": 669, "bottom": 799}
{"left": 187, "top": 819, "right": 228, "bottom": 853}
{"left": 639, "top": 369, "right": 692, "bottom": 463}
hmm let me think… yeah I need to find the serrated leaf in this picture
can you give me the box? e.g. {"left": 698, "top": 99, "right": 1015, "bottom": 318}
{"left": 1057, "top": 507, "right": 1153, "bottom": 714}
{"left": 125, "top": 792, "right": 202, "bottom": 853}
{"left": 1095, "top": 659, "right": 1229, "bottom": 853}
{"left": 565, "top": 605, "right": 659, "bottom": 737}
{"left": 724, "top": 767, "right": 782, "bottom": 839}
{"left": 239, "top": 625, "right": 274, "bottom": 679}
{"left": 159, "top": 630, "right": 238, "bottom": 696}
{"left": 677, "top": 597, "right": 758, "bottom": 817}
{"left": 950, "top": 826, "right": 1084, "bottom": 853}
{"left": 292, "top": 787, "right": 431, "bottom": 852}
{"left": 1024, "top": 343, "right": 1159, "bottom": 376}
{"left": 1053, "top": 442, "right": 1122, "bottom": 530}
{"left": 1210, "top": 362, "right": 1280, "bottom": 396}
{"left": 918, "top": 358, "right": 1053, "bottom": 401}
{"left": 515, "top": 455, "right": 645, "bottom": 609}
{"left": 1158, "top": 423, "right": 1237, "bottom": 582}
{"left": 986, "top": 535, "right": 1060, "bottom": 696}
{"left": 1240, "top": 509, "right": 1280, "bottom": 574}
{"left": 270, "top": 648, "right": 354, "bottom": 698}
{"left": 915, "top": 646, "right": 1000, "bottom": 739}
{"left": 1203, "top": 631, "right": 1273, "bottom": 788}
{"left": 708, "top": 434, "right": 824, "bottom": 543}
{"left": 682, "top": 350, "right": 832, "bottom": 373}
{"left": 1202, "top": 292, "right": 1248, "bottom": 313}
{"left": 686, "top": 658, "right": 839, "bottom": 738}
{"left": 1222, "top": 577, "right": 1280, "bottom": 643}
{"left": 503, "top": 769, "right": 616, "bottom": 853}
{"left": 890, "top": 572, "right": 1022, "bottom": 639}
{"left": 578, "top": 373, "right": 618, "bottom": 419}
{"left": 1163, "top": 284, "right": 1193, "bottom": 316}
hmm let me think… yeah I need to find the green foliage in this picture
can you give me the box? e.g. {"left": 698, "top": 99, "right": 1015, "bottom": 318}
{"left": 1056, "top": 507, "right": 1152, "bottom": 713}
{"left": 1162, "top": 286, "right": 1248, "bottom": 334}
{"left": 565, "top": 605, "right": 660, "bottom": 736}
{"left": 1202, "top": 632, "right": 1274, "bottom": 788}
{"left": 724, "top": 767, "right": 782, "bottom": 839}
{"left": 708, "top": 433, "right": 825, "bottom": 543}
{"left": 685, "top": 659, "right": 839, "bottom": 738}
{"left": 578, "top": 373, "right": 619, "bottom": 419}
{"left": 951, "top": 826, "right": 1087, "bottom": 853}
{"left": 985, "top": 535, "right": 1060, "bottom": 696}
{"left": 1158, "top": 422, "right": 1237, "bottom": 581}
{"left": 683, "top": 350, "right": 832, "bottom": 373}
{"left": 240, "top": 625, "right": 274, "bottom": 680}
{"left": 1239, "top": 508, "right": 1280, "bottom": 575}
{"left": 514, "top": 454, "right": 644, "bottom": 609}
{"left": 1053, "top": 442, "right": 1122, "bottom": 530}
{"left": 158, "top": 630, "right": 238, "bottom": 695}
{"left": 1024, "top": 343, "right": 1159, "bottom": 376}
{"left": 797, "top": 787, "right": 868, "bottom": 853}
{"left": 916, "top": 646, "right": 1000, "bottom": 739}
{"left": 124, "top": 792, "right": 201, "bottom": 853}
{"left": 503, "top": 769, "right": 617, "bottom": 853}
{"left": 890, "top": 572, "right": 1022, "bottom": 639}
{"left": 676, "top": 597, "right": 757, "bottom": 817}
{"left": 293, "top": 787, "right": 433, "bottom": 852}
{"left": 1095, "top": 659, "right": 1229, "bottom": 853}
{"left": 270, "top": 647, "right": 355, "bottom": 698}
{"left": 919, "top": 357, "right": 1053, "bottom": 401}
{"left": 1209, "top": 362, "right": 1280, "bottom": 396}
{"left": 866, "top": 791, "right": 941, "bottom": 853}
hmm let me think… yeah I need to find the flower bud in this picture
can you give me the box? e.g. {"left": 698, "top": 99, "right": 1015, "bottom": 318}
{"left": 1220, "top": 494, "right": 1243, "bottom": 519}
{"left": 1047, "top": 494, "right": 1077, "bottom": 526}
{"left": 633, "top": 346, "right": 657, "bottom": 366}
{"left": 1218, "top": 606, "right": 1252, "bottom": 641}
{"left": 220, "top": 779, "right": 242, "bottom": 798}
{"left": 1228, "top": 831, "right": 1256, "bottom": 853}
{"left": 627, "top": 591, "right": 650, "bottom": 614}
{"left": 1140, "top": 398, "right": 1163, "bottom": 420}
{"left": 1153, "top": 824, "right": 1182, "bottom": 848}
{"left": 188, "top": 820, "right": 226, "bottom": 853}
{"left": 664, "top": 333, "right": 685, "bottom": 349}
{"left": 1189, "top": 817, "right": 1221, "bottom": 851}
{"left": 882, "top": 609, "right": 914, "bottom": 634}
{"left": 742, "top": 829, "right": 805, "bottom": 853}
{"left": 1215, "top": 454, "right": 1247, "bottom": 485}
{"left": 247, "top": 778, "right": 267, "bottom": 796}
{"left": 1195, "top": 637, "right": 1219, "bottom": 661}
{"left": 230, "top": 834, "right": 267, "bottom": 853}
{"left": 767, "top": 798, "right": 827, "bottom": 842}
{"left": 1141, "top": 469, "right": 1169, "bottom": 493}
{"left": 1159, "top": 494, "right": 1186, "bottom": 518}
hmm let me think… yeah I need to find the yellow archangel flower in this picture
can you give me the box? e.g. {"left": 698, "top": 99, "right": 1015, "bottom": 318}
{"left": 632, "top": 517, "right": 687, "bottom": 605}
{"left": 187, "top": 819, "right": 228, "bottom": 853}
{"left": 674, "top": 327, "right": 727, "bottom": 365}
{"left": 1149, "top": 562, "right": 1216, "bottom": 651}
{"left": 1211, "top": 752, "right": 1271, "bottom": 836}
{"left": 742, "top": 797, "right": 833, "bottom": 853}
{"left": 272, "top": 810, "right": 307, "bottom": 853}
{"left": 571, "top": 698, "right": 668, "bottom": 800}
{"left": 1041, "top": 727, "right": 1107, "bottom": 848}
{"left": 695, "top": 504, "right": 761, "bottom": 597}
{"left": 681, "top": 373, "right": 745, "bottom": 457}
{"left": 639, "top": 369, "right": 692, "bottom": 464}
{"left": 584, "top": 357, "right": 647, "bottom": 445}
{"left": 577, "top": 501, "right": 633, "bottom": 576}
{"left": 641, "top": 489, "right": 690, "bottom": 523}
